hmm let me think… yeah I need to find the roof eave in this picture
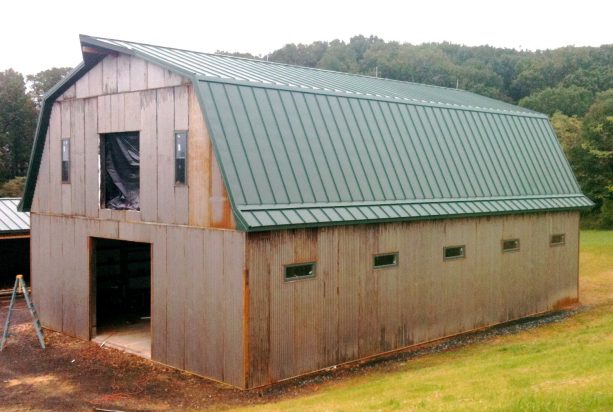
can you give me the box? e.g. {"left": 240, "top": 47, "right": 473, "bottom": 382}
{"left": 241, "top": 204, "right": 594, "bottom": 232}
{"left": 0, "top": 229, "right": 30, "bottom": 236}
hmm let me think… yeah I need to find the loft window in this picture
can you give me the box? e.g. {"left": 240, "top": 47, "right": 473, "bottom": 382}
{"left": 61, "top": 138, "right": 70, "bottom": 183}
{"left": 373, "top": 253, "right": 398, "bottom": 268}
{"left": 550, "top": 234, "right": 565, "bottom": 246}
{"left": 175, "top": 131, "right": 187, "bottom": 185}
{"left": 100, "top": 132, "right": 140, "bottom": 210}
{"left": 502, "top": 239, "right": 520, "bottom": 252}
{"left": 284, "top": 263, "right": 316, "bottom": 281}
{"left": 444, "top": 245, "right": 465, "bottom": 260}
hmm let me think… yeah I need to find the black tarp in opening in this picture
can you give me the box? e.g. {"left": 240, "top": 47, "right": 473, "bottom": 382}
{"left": 103, "top": 133, "right": 140, "bottom": 210}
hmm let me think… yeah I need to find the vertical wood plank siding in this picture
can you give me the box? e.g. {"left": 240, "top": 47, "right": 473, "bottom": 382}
{"left": 29, "top": 52, "right": 582, "bottom": 390}
{"left": 30, "top": 214, "right": 246, "bottom": 387}
{"left": 32, "top": 54, "right": 234, "bottom": 230}
{"left": 246, "top": 212, "right": 580, "bottom": 387}
{"left": 30, "top": 54, "right": 244, "bottom": 387}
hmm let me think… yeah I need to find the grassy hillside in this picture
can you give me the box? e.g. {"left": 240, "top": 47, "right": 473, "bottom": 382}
{"left": 236, "top": 231, "right": 613, "bottom": 412}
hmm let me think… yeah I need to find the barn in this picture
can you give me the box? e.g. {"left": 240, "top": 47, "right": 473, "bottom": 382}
{"left": 20, "top": 35, "right": 593, "bottom": 388}
{"left": 0, "top": 198, "right": 30, "bottom": 290}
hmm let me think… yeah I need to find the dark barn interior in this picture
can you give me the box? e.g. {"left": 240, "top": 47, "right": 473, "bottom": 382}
{"left": 92, "top": 238, "right": 151, "bottom": 332}
{"left": 0, "top": 237, "right": 30, "bottom": 289}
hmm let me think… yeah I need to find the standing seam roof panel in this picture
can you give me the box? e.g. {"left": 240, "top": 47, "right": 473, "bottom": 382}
{"left": 378, "top": 102, "right": 424, "bottom": 198}
{"left": 504, "top": 115, "right": 549, "bottom": 194}
{"left": 406, "top": 105, "right": 451, "bottom": 197}
{"left": 368, "top": 100, "right": 414, "bottom": 198}
{"left": 317, "top": 94, "right": 368, "bottom": 200}
{"left": 323, "top": 95, "right": 371, "bottom": 200}
{"left": 490, "top": 114, "right": 536, "bottom": 194}
{"left": 286, "top": 93, "right": 333, "bottom": 201}
{"left": 293, "top": 95, "right": 340, "bottom": 201}
{"left": 241, "top": 87, "right": 290, "bottom": 203}
{"left": 269, "top": 90, "right": 319, "bottom": 203}
{"left": 303, "top": 93, "right": 351, "bottom": 201}
{"left": 193, "top": 78, "right": 593, "bottom": 229}
{"left": 256, "top": 88, "right": 306, "bottom": 202}
{"left": 19, "top": 35, "right": 593, "bottom": 229}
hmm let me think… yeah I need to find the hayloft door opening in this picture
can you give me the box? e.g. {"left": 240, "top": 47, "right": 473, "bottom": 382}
{"left": 91, "top": 238, "right": 151, "bottom": 359}
{"left": 100, "top": 132, "right": 140, "bottom": 210}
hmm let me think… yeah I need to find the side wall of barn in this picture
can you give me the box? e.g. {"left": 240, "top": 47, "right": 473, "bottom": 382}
{"left": 246, "top": 211, "right": 580, "bottom": 387}
{"left": 30, "top": 213, "right": 247, "bottom": 387}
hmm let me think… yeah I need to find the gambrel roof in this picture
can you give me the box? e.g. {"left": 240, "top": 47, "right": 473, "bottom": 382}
{"left": 20, "top": 35, "right": 593, "bottom": 231}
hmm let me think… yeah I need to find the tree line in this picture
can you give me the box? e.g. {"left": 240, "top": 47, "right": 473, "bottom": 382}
{"left": 1, "top": 36, "right": 611, "bottom": 226}
{"left": 0, "top": 67, "right": 71, "bottom": 194}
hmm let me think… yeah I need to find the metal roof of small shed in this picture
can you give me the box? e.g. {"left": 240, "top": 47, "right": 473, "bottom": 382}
{"left": 0, "top": 198, "right": 30, "bottom": 234}
{"left": 19, "top": 35, "right": 593, "bottom": 231}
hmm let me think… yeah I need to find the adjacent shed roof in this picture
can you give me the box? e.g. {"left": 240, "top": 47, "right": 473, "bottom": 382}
{"left": 0, "top": 198, "right": 30, "bottom": 235}
{"left": 20, "top": 35, "right": 593, "bottom": 231}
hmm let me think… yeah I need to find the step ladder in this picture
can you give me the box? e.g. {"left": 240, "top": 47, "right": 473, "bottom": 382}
{"left": 0, "top": 275, "right": 45, "bottom": 350}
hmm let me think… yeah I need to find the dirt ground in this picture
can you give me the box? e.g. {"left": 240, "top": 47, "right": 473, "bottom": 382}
{"left": 0, "top": 298, "right": 580, "bottom": 412}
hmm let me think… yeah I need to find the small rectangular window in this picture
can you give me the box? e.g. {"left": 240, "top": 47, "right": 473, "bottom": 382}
{"left": 61, "top": 138, "right": 70, "bottom": 183}
{"left": 284, "top": 263, "right": 316, "bottom": 281}
{"left": 502, "top": 239, "right": 520, "bottom": 252}
{"left": 550, "top": 234, "right": 565, "bottom": 246}
{"left": 175, "top": 131, "right": 187, "bottom": 185}
{"left": 444, "top": 245, "right": 465, "bottom": 260}
{"left": 373, "top": 253, "right": 398, "bottom": 268}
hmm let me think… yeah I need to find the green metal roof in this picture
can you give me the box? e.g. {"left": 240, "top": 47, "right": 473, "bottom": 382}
{"left": 20, "top": 36, "right": 593, "bottom": 231}
{"left": 77, "top": 36, "right": 538, "bottom": 116}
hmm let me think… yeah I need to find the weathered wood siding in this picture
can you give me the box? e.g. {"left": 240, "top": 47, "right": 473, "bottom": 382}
{"left": 246, "top": 212, "right": 580, "bottom": 387}
{"left": 29, "top": 52, "right": 244, "bottom": 387}
{"left": 31, "top": 54, "right": 234, "bottom": 229}
{"left": 30, "top": 213, "right": 246, "bottom": 387}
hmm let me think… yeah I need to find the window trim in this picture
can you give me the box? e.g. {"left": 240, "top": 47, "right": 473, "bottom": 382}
{"left": 550, "top": 234, "right": 566, "bottom": 246}
{"left": 373, "top": 252, "right": 399, "bottom": 269}
{"left": 174, "top": 130, "right": 188, "bottom": 186}
{"left": 61, "top": 138, "right": 71, "bottom": 184}
{"left": 444, "top": 245, "right": 465, "bottom": 261}
{"left": 284, "top": 262, "right": 316, "bottom": 282}
{"left": 502, "top": 238, "right": 520, "bottom": 253}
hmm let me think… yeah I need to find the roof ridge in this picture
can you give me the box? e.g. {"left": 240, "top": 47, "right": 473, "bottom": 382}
{"left": 80, "top": 34, "right": 536, "bottom": 115}
{"left": 196, "top": 76, "right": 545, "bottom": 118}
{"left": 82, "top": 34, "right": 443, "bottom": 87}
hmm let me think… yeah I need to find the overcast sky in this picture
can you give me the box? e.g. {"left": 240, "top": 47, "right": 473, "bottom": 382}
{"left": 1, "top": 0, "right": 611, "bottom": 75}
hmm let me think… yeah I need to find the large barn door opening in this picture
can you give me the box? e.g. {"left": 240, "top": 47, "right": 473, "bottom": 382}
{"left": 91, "top": 238, "right": 151, "bottom": 358}
{"left": 0, "top": 237, "right": 30, "bottom": 289}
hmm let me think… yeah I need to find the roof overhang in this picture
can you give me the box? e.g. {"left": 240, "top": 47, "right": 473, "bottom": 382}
{"left": 0, "top": 230, "right": 30, "bottom": 239}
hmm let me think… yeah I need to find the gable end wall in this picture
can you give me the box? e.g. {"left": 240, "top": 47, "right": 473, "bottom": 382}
{"left": 32, "top": 54, "right": 235, "bottom": 229}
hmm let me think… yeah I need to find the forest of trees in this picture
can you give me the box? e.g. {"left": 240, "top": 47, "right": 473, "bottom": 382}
{"left": 0, "top": 67, "right": 71, "bottom": 193}
{"left": 1, "top": 36, "right": 611, "bottom": 226}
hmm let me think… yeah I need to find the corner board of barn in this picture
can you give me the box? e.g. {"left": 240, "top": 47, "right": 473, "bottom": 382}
{"left": 21, "top": 35, "right": 592, "bottom": 389}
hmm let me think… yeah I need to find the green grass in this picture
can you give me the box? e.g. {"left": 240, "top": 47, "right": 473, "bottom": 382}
{"left": 236, "top": 231, "right": 613, "bottom": 412}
